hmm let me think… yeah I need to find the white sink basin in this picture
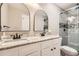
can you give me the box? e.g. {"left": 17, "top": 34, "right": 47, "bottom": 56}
{"left": 0, "top": 39, "right": 28, "bottom": 47}
{"left": 0, "top": 39, "right": 28, "bottom": 45}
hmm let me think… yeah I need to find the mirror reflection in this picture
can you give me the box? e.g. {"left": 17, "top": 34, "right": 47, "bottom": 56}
{"left": 1, "top": 3, "right": 30, "bottom": 31}
{"left": 34, "top": 10, "right": 48, "bottom": 32}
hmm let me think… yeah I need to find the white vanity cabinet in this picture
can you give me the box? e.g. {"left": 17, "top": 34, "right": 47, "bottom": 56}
{"left": 0, "top": 37, "right": 61, "bottom": 56}
{"left": 0, "top": 47, "right": 19, "bottom": 56}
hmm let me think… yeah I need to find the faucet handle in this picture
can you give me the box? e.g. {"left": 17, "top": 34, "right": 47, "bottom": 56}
{"left": 19, "top": 34, "right": 23, "bottom": 36}
{"left": 10, "top": 35, "right": 14, "bottom": 37}
{"left": 17, "top": 33, "right": 23, "bottom": 39}
{"left": 10, "top": 35, "right": 16, "bottom": 39}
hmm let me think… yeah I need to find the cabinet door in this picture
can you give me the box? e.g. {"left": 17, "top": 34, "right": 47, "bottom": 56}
{"left": 50, "top": 38, "right": 61, "bottom": 56}
{"left": 51, "top": 44, "right": 60, "bottom": 56}
{"left": 0, "top": 48, "right": 19, "bottom": 56}
{"left": 41, "top": 38, "right": 61, "bottom": 56}
{"left": 41, "top": 45, "right": 60, "bottom": 56}
{"left": 19, "top": 43, "right": 40, "bottom": 56}
{"left": 41, "top": 47, "right": 51, "bottom": 56}
{"left": 53, "top": 44, "right": 60, "bottom": 56}
{"left": 27, "top": 51, "right": 40, "bottom": 56}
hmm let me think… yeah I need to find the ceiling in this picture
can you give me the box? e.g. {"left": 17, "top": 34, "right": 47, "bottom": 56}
{"left": 0, "top": 3, "right": 77, "bottom": 11}
{"left": 39, "top": 3, "right": 77, "bottom": 11}
{"left": 54, "top": 3, "right": 77, "bottom": 10}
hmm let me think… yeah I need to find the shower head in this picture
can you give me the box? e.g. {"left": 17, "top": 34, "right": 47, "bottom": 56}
{"left": 75, "top": 3, "right": 79, "bottom": 10}
{"left": 75, "top": 6, "right": 79, "bottom": 10}
{"left": 76, "top": 3, "right": 79, "bottom": 5}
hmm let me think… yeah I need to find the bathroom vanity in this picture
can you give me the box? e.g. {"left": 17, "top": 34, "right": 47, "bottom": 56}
{"left": 0, "top": 35, "right": 61, "bottom": 56}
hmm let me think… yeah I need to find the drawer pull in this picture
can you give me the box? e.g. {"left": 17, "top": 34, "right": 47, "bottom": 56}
{"left": 51, "top": 49, "right": 53, "bottom": 51}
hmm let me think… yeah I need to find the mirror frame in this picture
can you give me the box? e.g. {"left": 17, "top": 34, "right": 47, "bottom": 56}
{"left": 0, "top": 3, "right": 3, "bottom": 31}
{"left": 33, "top": 10, "right": 48, "bottom": 32}
{"left": 0, "top": 3, "right": 30, "bottom": 32}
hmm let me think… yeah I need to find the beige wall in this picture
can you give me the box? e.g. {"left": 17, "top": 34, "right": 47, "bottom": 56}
{"left": 0, "top": 3, "right": 60, "bottom": 37}
{"left": 37, "top": 4, "right": 61, "bottom": 35}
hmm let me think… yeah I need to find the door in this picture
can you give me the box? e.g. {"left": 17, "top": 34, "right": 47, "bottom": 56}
{"left": 19, "top": 43, "right": 40, "bottom": 56}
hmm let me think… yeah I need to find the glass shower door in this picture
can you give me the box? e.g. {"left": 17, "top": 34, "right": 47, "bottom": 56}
{"left": 68, "top": 6, "right": 79, "bottom": 51}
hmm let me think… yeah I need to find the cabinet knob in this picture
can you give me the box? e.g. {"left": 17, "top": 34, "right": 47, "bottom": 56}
{"left": 54, "top": 47, "right": 56, "bottom": 49}
{"left": 51, "top": 49, "right": 53, "bottom": 51}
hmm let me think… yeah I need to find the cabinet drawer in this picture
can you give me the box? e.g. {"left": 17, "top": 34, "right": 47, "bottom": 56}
{"left": 0, "top": 47, "right": 19, "bottom": 56}
{"left": 41, "top": 40, "right": 53, "bottom": 49}
{"left": 51, "top": 38, "right": 62, "bottom": 45}
{"left": 41, "top": 38, "right": 61, "bottom": 49}
{"left": 19, "top": 43, "right": 40, "bottom": 56}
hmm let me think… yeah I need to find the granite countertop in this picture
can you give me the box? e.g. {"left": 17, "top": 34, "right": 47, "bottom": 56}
{"left": 0, "top": 35, "right": 61, "bottom": 50}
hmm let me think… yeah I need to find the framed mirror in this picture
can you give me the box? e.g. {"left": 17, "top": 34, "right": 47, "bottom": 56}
{"left": 1, "top": 3, "right": 30, "bottom": 31}
{"left": 33, "top": 10, "right": 48, "bottom": 32}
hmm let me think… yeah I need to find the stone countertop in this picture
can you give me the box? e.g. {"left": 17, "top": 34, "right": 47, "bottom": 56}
{"left": 0, "top": 35, "right": 61, "bottom": 50}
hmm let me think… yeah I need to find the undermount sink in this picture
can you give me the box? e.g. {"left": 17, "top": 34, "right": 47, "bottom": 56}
{"left": 0, "top": 38, "right": 28, "bottom": 43}
{"left": 0, "top": 39, "right": 28, "bottom": 46}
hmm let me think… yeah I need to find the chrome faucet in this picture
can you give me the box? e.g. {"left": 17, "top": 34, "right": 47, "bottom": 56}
{"left": 40, "top": 31, "right": 46, "bottom": 36}
{"left": 10, "top": 33, "right": 23, "bottom": 39}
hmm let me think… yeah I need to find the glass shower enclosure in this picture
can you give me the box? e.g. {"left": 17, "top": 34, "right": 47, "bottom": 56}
{"left": 60, "top": 4, "right": 79, "bottom": 51}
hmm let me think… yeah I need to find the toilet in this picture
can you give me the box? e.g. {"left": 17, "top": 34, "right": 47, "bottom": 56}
{"left": 61, "top": 46, "right": 78, "bottom": 56}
